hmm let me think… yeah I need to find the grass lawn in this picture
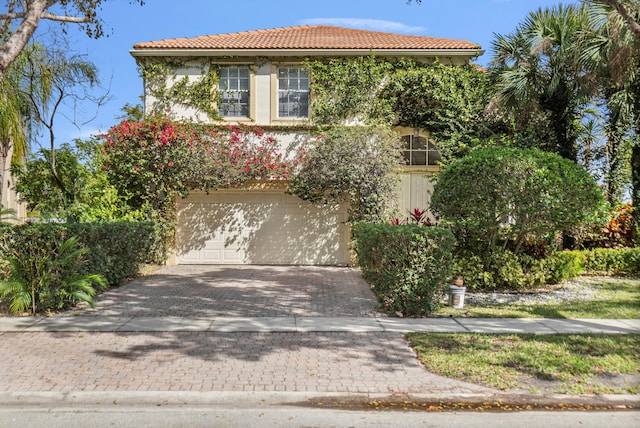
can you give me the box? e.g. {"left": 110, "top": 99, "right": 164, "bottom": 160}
{"left": 407, "top": 333, "right": 640, "bottom": 395}
{"left": 434, "top": 276, "right": 640, "bottom": 319}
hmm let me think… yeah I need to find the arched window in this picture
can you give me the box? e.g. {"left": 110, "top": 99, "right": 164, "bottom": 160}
{"left": 401, "top": 134, "right": 441, "bottom": 166}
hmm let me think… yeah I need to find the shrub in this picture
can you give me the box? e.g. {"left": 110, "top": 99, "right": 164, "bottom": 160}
{"left": 431, "top": 147, "right": 606, "bottom": 267}
{"left": 581, "top": 247, "right": 640, "bottom": 275}
{"left": 453, "top": 247, "right": 638, "bottom": 291}
{"left": 583, "top": 204, "right": 635, "bottom": 249}
{"left": 544, "top": 251, "right": 585, "bottom": 284}
{"left": 353, "top": 223, "right": 455, "bottom": 315}
{"left": 454, "top": 250, "right": 547, "bottom": 291}
{"left": 65, "top": 222, "right": 159, "bottom": 285}
{"left": 452, "top": 251, "right": 494, "bottom": 290}
{"left": 289, "top": 126, "right": 402, "bottom": 222}
{"left": 0, "top": 221, "right": 158, "bottom": 288}
{"left": 0, "top": 236, "right": 106, "bottom": 314}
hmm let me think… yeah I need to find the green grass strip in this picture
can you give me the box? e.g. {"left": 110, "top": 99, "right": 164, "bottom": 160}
{"left": 407, "top": 333, "right": 640, "bottom": 394}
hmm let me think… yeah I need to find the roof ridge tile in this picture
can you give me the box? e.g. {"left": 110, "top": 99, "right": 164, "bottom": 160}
{"left": 132, "top": 25, "right": 480, "bottom": 51}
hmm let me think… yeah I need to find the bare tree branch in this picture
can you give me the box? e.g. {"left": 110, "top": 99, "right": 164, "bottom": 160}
{"left": 0, "top": 1, "right": 143, "bottom": 77}
{"left": 0, "top": 12, "right": 91, "bottom": 24}
{"left": 0, "top": 0, "right": 18, "bottom": 35}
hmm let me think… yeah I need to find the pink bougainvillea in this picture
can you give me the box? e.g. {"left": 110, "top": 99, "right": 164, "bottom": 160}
{"left": 101, "top": 117, "right": 305, "bottom": 213}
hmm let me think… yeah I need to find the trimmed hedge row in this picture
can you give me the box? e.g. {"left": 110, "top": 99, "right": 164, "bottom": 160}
{"left": 562, "top": 248, "right": 640, "bottom": 276}
{"left": 454, "top": 247, "right": 640, "bottom": 291}
{"left": 0, "top": 222, "right": 159, "bottom": 287}
{"left": 353, "top": 223, "right": 455, "bottom": 316}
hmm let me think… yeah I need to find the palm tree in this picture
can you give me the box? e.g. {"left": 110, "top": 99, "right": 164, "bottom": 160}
{"left": 0, "top": 54, "right": 29, "bottom": 205}
{"left": 0, "top": 43, "right": 54, "bottom": 209}
{"left": 490, "top": 4, "right": 595, "bottom": 162}
{"left": 580, "top": 0, "right": 639, "bottom": 214}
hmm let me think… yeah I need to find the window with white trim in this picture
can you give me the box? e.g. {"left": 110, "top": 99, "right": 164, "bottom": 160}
{"left": 218, "top": 66, "right": 250, "bottom": 118}
{"left": 277, "top": 66, "right": 309, "bottom": 118}
{"left": 401, "top": 134, "right": 441, "bottom": 166}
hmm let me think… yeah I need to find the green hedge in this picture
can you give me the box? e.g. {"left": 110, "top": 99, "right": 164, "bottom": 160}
{"left": 0, "top": 221, "right": 159, "bottom": 287}
{"left": 454, "top": 247, "right": 640, "bottom": 291}
{"left": 353, "top": 223, "right": 456, "bottom": 316}
{"left": 580, "top": 248, "right": 640, "bottom": 275}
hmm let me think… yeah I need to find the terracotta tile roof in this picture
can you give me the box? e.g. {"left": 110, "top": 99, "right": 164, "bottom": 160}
{"left": 133, "top": 25, "right": 480, "bottom": 51}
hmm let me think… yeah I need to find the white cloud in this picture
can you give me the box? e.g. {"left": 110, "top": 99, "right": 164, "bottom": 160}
{"left": 299, "top": 18, "right": 425, "bottom": 34}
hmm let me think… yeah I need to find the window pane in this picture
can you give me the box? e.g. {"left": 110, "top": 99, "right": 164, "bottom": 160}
{"left": 412, "top": 151, "right": 427, "bottom": 165}
{"left": 217, "top": 66, "right": 250, "bottom": 118}
{"left": 414, "top": 136, "right": 427, "bottom": 150}
{"left": 400, "top": 134, "right": 442, "bottom": 166}
{"left": 403, "top": 151, "right": 411, "bottom": 165}
{"left": 277, "top": 66, "right": 309, "bottom": 118}
{"left": 428, "top": 150, "right": 442, "bottom": 165}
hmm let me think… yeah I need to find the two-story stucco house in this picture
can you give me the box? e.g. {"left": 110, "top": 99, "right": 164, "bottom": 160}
{"left": 130, "top": 25, "right": 480, "bottom": 266}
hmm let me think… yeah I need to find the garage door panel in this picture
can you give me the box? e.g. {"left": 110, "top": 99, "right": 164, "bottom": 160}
{"left": 177, "top": 191, "right": 349, "bottom": 265}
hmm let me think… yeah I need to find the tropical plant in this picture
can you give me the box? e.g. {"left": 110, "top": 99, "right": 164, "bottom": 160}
{"left": 0, "top": 236, "right": 106, "bottom": 314}
{"left": 580, "top": 0, "right": 640, "bottom": 235}
{"left": 489, "top": 4, "right": 595, "bottom": 162}
{"left": 11, "top": 140, "right": 143, "bottom": 222}
{"left": 0, "top": 45, "right": 38, "bottom": 204}
{"left": 12, "top": 143, "right": 86, "bottom": 218}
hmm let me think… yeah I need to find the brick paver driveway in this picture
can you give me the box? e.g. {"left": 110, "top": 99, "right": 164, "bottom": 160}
{"left": 0, "top": 265, "right": 498, "bottom": 396}
{"left": 73, "top": 265, "right": 383, "bottom": 318}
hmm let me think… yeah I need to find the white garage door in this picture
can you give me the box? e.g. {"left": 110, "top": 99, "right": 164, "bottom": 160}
{"left": 176, "top": 190, "right": 350, "bottom": 265}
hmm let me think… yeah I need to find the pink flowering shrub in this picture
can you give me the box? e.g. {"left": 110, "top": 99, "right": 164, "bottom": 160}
{"left": 102, "top": 117, "right": 302, "bottom": 212}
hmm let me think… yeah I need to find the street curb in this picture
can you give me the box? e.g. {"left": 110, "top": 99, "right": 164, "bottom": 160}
{"left": 0, "top": 391, "right": 637, "bottom": 409}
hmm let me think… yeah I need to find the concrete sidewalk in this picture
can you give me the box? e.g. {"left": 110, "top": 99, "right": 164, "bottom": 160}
{"left": 0, "top": 315, "right": 638, "bottom": 334}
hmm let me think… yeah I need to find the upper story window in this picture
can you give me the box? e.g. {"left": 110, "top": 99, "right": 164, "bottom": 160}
{"left": 401, "top": 134, "right": 441, "bottom": 166}
{"left": 277, "top": 66, "right": 309, "bottom": 118}
{"left": 218, "top": 66, "right": 250, "bottom": 118}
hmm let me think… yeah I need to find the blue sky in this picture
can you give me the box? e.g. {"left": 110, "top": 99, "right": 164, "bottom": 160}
{"left": 35, "top": 0, "right": 566, "bottom": 147}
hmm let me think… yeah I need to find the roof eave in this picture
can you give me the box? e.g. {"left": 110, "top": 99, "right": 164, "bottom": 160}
{"left": 130, "top": 48, "right": 483, "bottom": 58}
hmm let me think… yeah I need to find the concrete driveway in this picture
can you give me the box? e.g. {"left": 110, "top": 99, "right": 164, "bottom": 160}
{"left": 73, "top": 265, "right": 383, "bottom": 318}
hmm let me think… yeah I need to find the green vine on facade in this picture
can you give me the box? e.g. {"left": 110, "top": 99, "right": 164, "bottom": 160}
{"left": 137, "top": 58, "right": 221, "bottom": 120}
{"left": 306, "top": 57, "right": 493, "bottom": 162}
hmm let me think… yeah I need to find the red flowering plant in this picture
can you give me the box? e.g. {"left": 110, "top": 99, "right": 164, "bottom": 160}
{"left": 102, "top": 118, "right": 302, "bottom": 211}
{"left": 391, "top": 208, "right": 435, "bottom": 226}
{"left": 191, "top": 125, "right": 299, "bottom": 190}
{"left": 102, "top": 117, "right": 200, "bottom": 212}
{"left": 101, "top": 117, "right": 305, "bottom": 257}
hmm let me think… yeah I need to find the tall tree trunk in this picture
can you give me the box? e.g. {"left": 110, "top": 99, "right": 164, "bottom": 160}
{"left": 0, "top": 145, "right": 8, "bottom": 205}
{"left": 0, "top": 0, "right": 48, "bottom": 77}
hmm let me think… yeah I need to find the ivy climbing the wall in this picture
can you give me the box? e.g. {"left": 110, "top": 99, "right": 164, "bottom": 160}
{"left": 306, "top": 57, "right": 493, "bottom": 162}
{"left": 138, "top": 58, "right": 220, "bottom": 120}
